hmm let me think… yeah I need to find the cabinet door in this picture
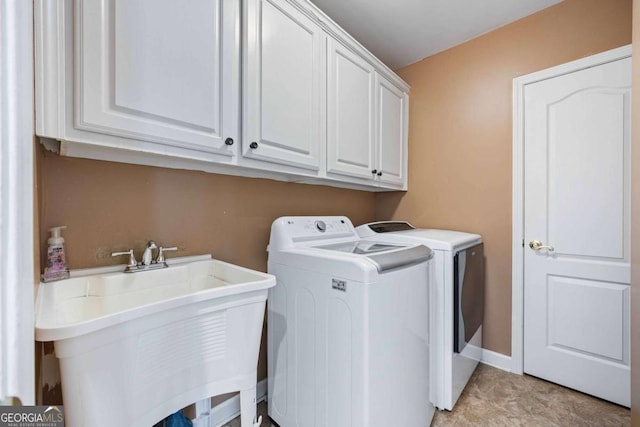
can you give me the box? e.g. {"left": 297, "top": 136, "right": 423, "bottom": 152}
{"left": 375, "top": 74, "right": 407, "bottom": 186}
{"left": 243, "top": 0, "right": 323, "bottom": 170}
{"left": 326, "top": 38, "right": 376, "bottom": 179}
{"left": 76, "top": 0, "right": 238, "bottom": 155}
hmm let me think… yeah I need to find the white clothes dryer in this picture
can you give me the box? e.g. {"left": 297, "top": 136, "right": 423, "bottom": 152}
{"left": 356, "top": 221, "right": 484, "bottom": 411}
{"left": 267, "top": 216, "right": 436, "bottom": 427}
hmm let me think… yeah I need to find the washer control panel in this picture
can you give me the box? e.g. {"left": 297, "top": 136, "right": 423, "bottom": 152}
{"left": 281, "top": 217, "right": 355, "bottom": 241}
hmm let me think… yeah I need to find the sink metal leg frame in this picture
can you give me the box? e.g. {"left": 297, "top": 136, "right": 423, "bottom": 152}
{"left": 240, "top": 386, "right": 262, "bottom": 427}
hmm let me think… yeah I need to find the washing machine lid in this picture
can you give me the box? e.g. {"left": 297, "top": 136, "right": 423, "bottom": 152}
{"left": 356, "top": 221, "right": 482, "bottom": 251}
{"left": 313, "top": 240, "right": 432, "bottom": 273}
{"left": 317, "top": 241, "right": 401, "bottom": 255}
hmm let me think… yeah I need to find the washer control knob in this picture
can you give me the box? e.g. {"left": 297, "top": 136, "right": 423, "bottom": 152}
{"left": 315, "top": 220, "right": 326, "bottom": 232}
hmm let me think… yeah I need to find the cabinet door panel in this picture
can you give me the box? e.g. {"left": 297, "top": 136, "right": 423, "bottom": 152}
{"left": 327, "top": 38, "right": 375, "bottom": 179}
{"left": 77, "top": 0, "right": 237, "bottom": 154}
{"left": 376, "top": 74, "right": 407, "bottom": 186}
{"left": 244, "top": 0, "right": 322, "bottom": 170}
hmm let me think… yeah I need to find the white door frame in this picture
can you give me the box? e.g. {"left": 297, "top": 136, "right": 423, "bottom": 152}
{"left": 511, "top": 44, "right": 632, "bottom": 375}
{"left": 0, "top": 0, "right": 35, "bottom": 404}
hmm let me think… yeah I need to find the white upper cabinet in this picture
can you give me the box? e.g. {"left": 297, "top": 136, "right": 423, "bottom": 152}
{"left": 79, "top": 0, "right": 229, "bottom": 151}
{"left": 36, "top": 0, "right": 240, "bottom": 159}
{"left": 375, "top": 74, "right": 408, "bottom": 187}
{"left": 326, "top": 41, "right": 408, "bottom": 188}
{"left": 35, "top": 0, "right": 409, "bottom": 191}
{"left": 326, "top": 38, "right": 376, "bottom": 180}
{"left": 243, "top": 0, "right": 323, "bottom": 171}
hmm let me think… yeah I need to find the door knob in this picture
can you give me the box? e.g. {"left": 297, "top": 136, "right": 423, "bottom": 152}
{"left": 529, "top": 240, "right": 554, "bottom": 252}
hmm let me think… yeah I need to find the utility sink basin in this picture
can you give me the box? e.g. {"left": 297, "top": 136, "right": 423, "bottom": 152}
{"left": 35, "top": 255, "right": 275, "bottom": 427}
{"left": 35, "top": 255, "right": 274, "bottom": 341}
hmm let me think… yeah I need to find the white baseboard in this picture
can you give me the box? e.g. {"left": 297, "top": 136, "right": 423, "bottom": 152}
{"left": 203, "top": 379, "right": 267, "bottom": 427}
{"left": 481, "top": 349, "right": 512, "bottom": 372}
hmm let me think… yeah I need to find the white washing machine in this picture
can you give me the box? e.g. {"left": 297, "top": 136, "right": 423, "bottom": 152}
{"left": 267, "top": 216, "right": 436, "bottom": 427}
{"left": 356, "top": 221, "right": 484, "bottom": 411}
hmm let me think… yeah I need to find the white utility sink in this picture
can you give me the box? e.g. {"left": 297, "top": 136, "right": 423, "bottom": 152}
{"left": 35, "top": 255, "right": 275, "bottom": 427}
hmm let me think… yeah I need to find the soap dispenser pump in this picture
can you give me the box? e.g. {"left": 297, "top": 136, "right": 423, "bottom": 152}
{"left": 43, "top": 226, "right": 70, "bottom": 282}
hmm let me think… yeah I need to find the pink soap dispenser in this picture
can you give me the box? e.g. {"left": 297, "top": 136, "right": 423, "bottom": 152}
{"left": 43, "top": 226, "right": 70, "bottom": 282}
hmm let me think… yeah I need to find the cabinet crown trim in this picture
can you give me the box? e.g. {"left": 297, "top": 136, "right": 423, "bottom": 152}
{"left": 282, "top": 0, "right": 410, "bottom": 93}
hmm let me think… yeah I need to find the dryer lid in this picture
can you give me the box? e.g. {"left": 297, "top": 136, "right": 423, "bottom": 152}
{"left": 356, "top": 221, "right": 482, "bottom": 251}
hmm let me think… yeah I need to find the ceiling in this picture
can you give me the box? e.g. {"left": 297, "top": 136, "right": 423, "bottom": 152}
{"left": 311, "top": 0, "right": 563, "bottom": 70}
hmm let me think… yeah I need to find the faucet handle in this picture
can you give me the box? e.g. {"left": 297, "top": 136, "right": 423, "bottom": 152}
{"left": 111, "top": 249, "right": 137, "bottom": 267}
{"left": 156, "top": 246, "right": 178, "bottom": 263}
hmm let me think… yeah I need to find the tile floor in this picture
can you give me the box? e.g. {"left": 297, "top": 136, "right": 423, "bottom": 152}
{"left": 225, "top": 364, "right": 630, "bottom": 426}
{"left": 430, "top": 364, "right": 629, "bottom": 426}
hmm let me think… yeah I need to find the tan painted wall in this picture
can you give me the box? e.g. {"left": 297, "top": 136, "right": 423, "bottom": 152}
{"left": 38, "top": 151, "right": 375, "bottom": 272}
{"left": 631, "top": 0, "right": 639, "bottom": 423}
{"left": 37, "top": 146, "right": 376, "bottom": 393}
{"left": 376, "top": 0, "right": 632, "bottom": 355}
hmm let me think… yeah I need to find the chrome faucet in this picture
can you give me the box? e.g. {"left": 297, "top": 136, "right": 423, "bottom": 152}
{"left": 141, "top": 241, "right": 158, "bottom": 266}
{"left": 111, "top": 241, "right": 178, "bottom": 273}
{"left": 111, "top": 249, "right": 137, "bottom": 269}
{"left": 157, "top": 246, "right": 178, "bottom": 263}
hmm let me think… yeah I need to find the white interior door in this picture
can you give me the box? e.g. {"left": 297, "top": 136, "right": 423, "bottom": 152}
{"left": 523, "top": 57, "right": 631, "bottom": 407}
